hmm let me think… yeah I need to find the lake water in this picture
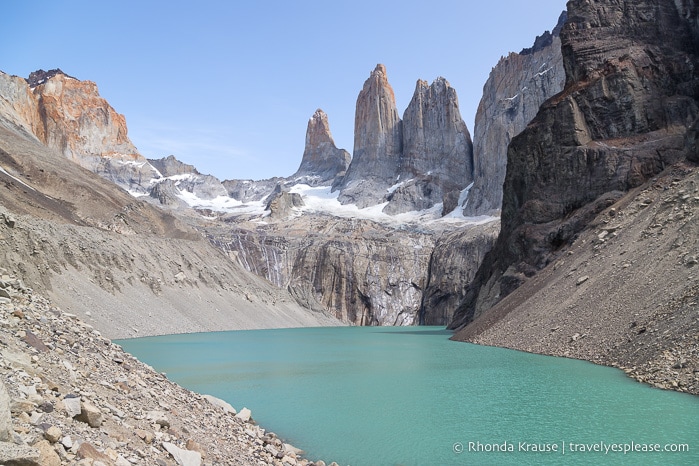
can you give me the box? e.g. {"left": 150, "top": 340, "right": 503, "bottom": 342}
{"left": 117, "top": 326, "right": 699, "bottom": 465}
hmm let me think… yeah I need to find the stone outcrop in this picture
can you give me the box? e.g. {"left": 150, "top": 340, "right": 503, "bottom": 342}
{"left": 210, "top": 207, "right": 498, "bottom": 327}
{"left": 464, "top": 12, "right": 566, "bottom": 216}
{"left": 336, "top": 65, "right": 475, "bottom": 214}
{"left": 223, "top": 178, "right": 284, "bottom": 202}
{"left": 30, "top": 69, "right": 161, "bottom": 193}
{"left": 291, "top": 109, "right": 350, "bottom": 186}
{"left": 337, "top": 64, "right": 403, "bottom": 207}
{"left": 149, "top": 154, "right": 198, "bottom": 177}
{"left": 264, "top": 184, "right": 304, "bottom": 219}
{"left": 0, "top": 69, "right": 160, "bottom": 194}
{"left": 210, "top": 216, "right": 449, "bottom": 326}
{"left": 450, "top": 0, "right": 699, "bottom": 330}
{"left": 385, "top": 78, "right": 474, "bottom": 215}
{"left": 420, "top": 222, "right": 499, "bottom": 325}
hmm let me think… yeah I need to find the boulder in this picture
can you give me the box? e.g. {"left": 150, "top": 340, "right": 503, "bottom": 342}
{"left": 202, "top": 394, "right": 236, "bottom": 415}
{"left": 0, "top": 382, "right": 12, "bottom": 442}
{"left": 163, "top": 441, "right": 202, "bottom": 466}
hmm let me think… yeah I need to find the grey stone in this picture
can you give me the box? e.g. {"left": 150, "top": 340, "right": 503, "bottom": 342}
{"left": 202, "top": 394, "right": 236, "bottom": 415}
{"left": 0, "top": 382, "right": 12, "bottom": 442}
{"left": 465, "top": 12, "right": 566, "bottom": 216}
{"left": 76, "top": 401, "right": 103, "bottom": 427}
{"left": 62, "top": 395, "right": 82, "bottom": 418}
{"left": 291, "top": 109, "right": 351, "bottom": 186}
{"left": 390, "top": 77, "right": 473, "bottom": 214}
{"left": 235, "top": 407, "right": 251, "bottom": 422}
{"left": 338, "top": 64, "right": 403, "bottom": 208}
{"left": 0, "top": 442, "right": 40, "bottom": 464}
{"left": 163, "top": 441, "right": 202, "bottom": 466}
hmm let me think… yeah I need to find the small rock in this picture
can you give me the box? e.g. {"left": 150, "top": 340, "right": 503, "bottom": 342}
{"left": 10, "top": 399, "right": 35, "bottom": 414}
{"left": 163, "top": 441, "right": 202, "bottom": 466}
{"left": 576, "top": 276, "right": 589, "bottom": 286}
{"left": 1, "top": 213, "right": 15, "bottom": 228}
{"left": 135, "top": 429, "right": 154, "bottom": 444}
{"left": 235, "top": 407, "right": 252, "bottom": 422}
{"left": 185, "top": 439, "right": 205, "bottom": 458}
{"left": 61, "top": 435, "right": 73, "bottom": 449}
{"left": 147, "top": 410, "right": 170, "bottom": 428}
{"left": 673, "top": 359, "right": 688, "bottom": 369}
{"left": 34, "top": 439, "right": 61, "bottom": 466}
{"left": 76, "top": 402, "right": 103, "bottom": 427}
{"left": 62, "top": 395, "right": 82, "bottom": 418}
{"left": 23, "top": 330, "right": 49, "bottom": 352}
{"left": 77, "top": 442, "right": 112, "bottom": 463}
{"left": 44, "top": 425, "right": 62, "bottom": 443}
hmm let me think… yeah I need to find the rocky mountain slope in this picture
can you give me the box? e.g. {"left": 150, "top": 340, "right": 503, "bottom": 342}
{"left": 0, "top": 97, "right": 339, "bottom": 340}
{"left": 450, "top": 0, "right": 699, "bottom": 394}
{"left": 464, "top": 12, "right": 566, "bottom": 216}
{"left": 0, "top": 273, "right": 329, "bottom": 465}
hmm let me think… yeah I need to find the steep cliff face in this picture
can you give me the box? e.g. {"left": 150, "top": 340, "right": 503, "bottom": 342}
{"left": 287, "top": 224, "right": 434, "bottom": 326}
{"left": 30, "top": 70, "right": 160, "bottom": 192}
{"left": 420, "top": 222, "right": 499, "bottom": 325}
{"left": 464, "top": 12, "right": 566, "bottom": 216}
{"left": 337, "top": 65, "right": 474, "bottom": 214}
{"left": 450, "top": 0, "right": 699, "bottom": 330}
{"left": 337, "top": 64, "right": 403, "bottom": 207}
{"left": 210, "top": 216, "right": 448, "bottom": 326}
{"left": 292, "top": 109, "right": 351, "bottom": 186}
{"left": 385, "top": 78, "right": 474, "bottom": 215}
{"left": 0, "top": 72, "right": 44, "bottom": 141}
{"left": 0, "top": 69, "right": 160, "bottom": 194}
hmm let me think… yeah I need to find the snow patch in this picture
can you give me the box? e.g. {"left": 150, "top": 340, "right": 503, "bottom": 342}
{"left": 0, "top": 166, "right": 36, "bottom": 191}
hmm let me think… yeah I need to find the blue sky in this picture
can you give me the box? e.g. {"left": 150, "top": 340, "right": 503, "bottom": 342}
{"left": 1, "top": 1, "right": 567, "bottom": 181}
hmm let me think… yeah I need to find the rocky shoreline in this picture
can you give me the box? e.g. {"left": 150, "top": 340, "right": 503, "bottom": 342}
{"left": 0, "top": 270, "right": 336, "bottom": 466}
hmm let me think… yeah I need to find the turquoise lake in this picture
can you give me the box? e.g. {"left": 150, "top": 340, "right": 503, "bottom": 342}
{"left": 117, "top": 326, "right": 699, "bottom": 465}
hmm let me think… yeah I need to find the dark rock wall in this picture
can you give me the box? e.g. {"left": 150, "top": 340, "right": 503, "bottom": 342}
{"left": 450, "top": 0, "right": 699, "bottom": 330}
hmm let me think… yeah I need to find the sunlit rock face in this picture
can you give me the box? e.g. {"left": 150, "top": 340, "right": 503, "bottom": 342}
{"left": 337, "top": 64, "right": 404, "bottom": 208}
{"left": 385, "top": 77, "right": 473, "bottom": 215}
{"left": 292, "top": 109, "right": 350, "bottom": 187}
{"left": 464, "top": 12, "right": 566, "bottom": 216}
{"left": 1, "top": 69, "right": 160, "bottom": 193}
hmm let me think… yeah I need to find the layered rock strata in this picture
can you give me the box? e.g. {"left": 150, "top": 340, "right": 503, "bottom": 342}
{"left": 450, "top": 0, "right": 699, "bottom": 330}
{"left": 211, "top": 214, "right": 498, "bottom": 327}
{"left": 291, "top": 109, "right": 351, "bottom": 186}
{"left": 464, "top": 12, "right": 566, "bottom": 216}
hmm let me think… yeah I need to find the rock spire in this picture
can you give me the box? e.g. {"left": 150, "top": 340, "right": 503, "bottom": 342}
{"left": 292, "top": 109, "right": 350, "bottom": 186}
{"left": 386, "top": 77, "right": 473, "bottom": 215}
{"left": 337, "top": 64, "right": 403, "bottom": 207}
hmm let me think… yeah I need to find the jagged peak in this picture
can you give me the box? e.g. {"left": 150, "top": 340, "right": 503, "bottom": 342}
{"left": 310, "top": 108, "right": 327, "bottom": 122}
{"left": 26, "top": 68, "right": 78, "bottom": 88}
{"left": 520, "top": 10, "right": 567, "bottom": 56}
{"left": 372, "top": 63, "right": 387, "bottom": 77}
